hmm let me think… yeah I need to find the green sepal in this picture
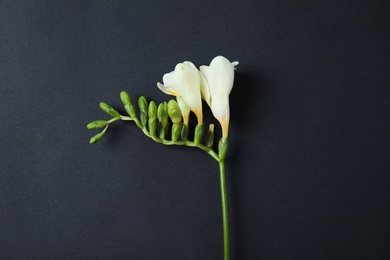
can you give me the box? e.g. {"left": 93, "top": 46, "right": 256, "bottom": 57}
{"left": 194, "top": 123, "right": 204, "bottom": 145}
{"left": 218, "top": 138, "right": 229, "bottom": 160}
{"left": 100, "top": 102, "right": 120, "bottom": 118}
{"left": 148, "top": 118, "right": 158, "bottom": 137}
{"left": 148, "top": 101, "right": 157, "bottom": 120}
{"left": 87, "top": 120, "right": 109, "bottom": 129}
{"left": 159, "top": 122, "right": 171, "bottom": 139}
{"left": 205, "top": 124, "right": 215, "bottom": 148}
{"left": 89, "top": 131, "right": 105, "bottom": 144}
{"left": 181, "top": 124, "right": 188, "bottom": 140}
{"left": 158, "top": 122, "right": 164, "bottom": 139}
{"left": 120, "top": 91, "right": 137, "bottom": 118}
{"left": 167, "top": 100, "right": 182, "bottom": 125}
{"left": 171, "top": 124, "right": 182, "bottom": 143}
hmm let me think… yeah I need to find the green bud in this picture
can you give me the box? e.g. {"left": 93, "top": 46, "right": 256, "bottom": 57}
{"left": 218, "top": 138, "right": 229, "bottom": 160}
{"left": 206, "top": 124, "right": 215, "bottom": 148}
{"left": 181, "top": 124, "right": 188, "bottom": 140}
{"left": 148, "top": 118, "right": 158, "bottom": 137}
{"left": 167, "top": 100, "right": 182, "bottom": 125}
{"left": 158, "top": 102, "right": 168, "bottom": 126}
{"left": 171, "top": 124, "right": 182, "bottom": 143}
{"left": 100, "top": 102, "right": 120, "bottom": 118}
{"left": 194, "top": 123, "right": 204, "bottom": 145}
{"left": 120, "top": 91, "right": 131, "bottom": 105}
{"left": 138, "top": 96, "right": 148, "bottom": 126}
{"left": 138, "top": 96, "right": 148, "bottom": 114}
{"left": 120, "top": 91, "right": 137, "bottom": 118}
{"left": 89, "top": 131, "right": 105, "bottom": 144}
{"left": 148, "top": 101, "right": 157, "bottom": 120}
{"left": 87, "top": 120, "right": 109, "bottom": 129}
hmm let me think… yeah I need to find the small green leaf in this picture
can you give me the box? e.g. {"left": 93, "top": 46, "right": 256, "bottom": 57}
{"left": 87, "top": 120, "right": 109, "bottom": 129}
{"left": 100, "top": 102, "right": 120, "bottom": 118}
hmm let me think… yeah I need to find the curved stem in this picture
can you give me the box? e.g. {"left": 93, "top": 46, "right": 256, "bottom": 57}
{"left": 219, "top": 160, "right": 229, "bottom": 260}
{"left": 134, "top": 122, "right": 220, "bottom": 161}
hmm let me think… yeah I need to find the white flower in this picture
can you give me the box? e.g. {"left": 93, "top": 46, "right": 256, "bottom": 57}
{"left": 157, "top": 61, "right": 203, "bottom": 123}
{"left": 200, "top": 56, "right": 239, "bottom": 138}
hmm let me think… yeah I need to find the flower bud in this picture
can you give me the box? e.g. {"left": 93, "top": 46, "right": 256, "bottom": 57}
{"left": 120, "top": 91, "right": 137, "bottom": 118}
{"left": 148, "top": 101, "right": 157, "bottom": 120}
{"left": 167, "top": 100, "right": 182, "bottom": 125}
{"left": 206, "top": 124, "right": 215, "bottom": 148}
{"left": 194, "top": 123, "right": 204, "bottom": 145}
{"left": 87, "top": 120, "right": 109, "bottom": 129}
{"left": 100, "top": 102, "right": 120, "bottom": 118}
{"left": 138, "top": 96, "right": 148, "bottom": 126}
{"left": 158, "top": 102, "right": 168, "bottom": 126}
{"left": 89, "top": 131, "right": 105, "bottom": 144}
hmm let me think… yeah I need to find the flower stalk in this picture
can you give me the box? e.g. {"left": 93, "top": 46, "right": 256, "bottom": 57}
{"left": 219, "top": 159, "right": 230, "bottom": 260}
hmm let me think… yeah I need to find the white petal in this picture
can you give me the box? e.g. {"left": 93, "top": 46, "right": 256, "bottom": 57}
{"left": 175, "top": 62, "right": 200, "bottom": 87}
{"left": 208, "top": 56, "right": 235, "bottom": 96}
{"left": 157, "top": 82, "right": 177, "bottom": 96}
{"left": 183, "top": 61, "right": 197, "bottom": 69}
{"left": 211, "top": 96, "right": 230, "bottom": 124}
{"left": 177, "top": 96, "right": 190, "bottom": 116}
{"left": 162, "top": 71, "right": 176, "bottom": 87}
{"left": 199, "top": 66, "right": 211, "bottom": 105}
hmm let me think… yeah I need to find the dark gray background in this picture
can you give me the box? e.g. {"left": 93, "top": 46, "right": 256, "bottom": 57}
{"left": 1, "top": 0, "right": 389, "bottom": 259}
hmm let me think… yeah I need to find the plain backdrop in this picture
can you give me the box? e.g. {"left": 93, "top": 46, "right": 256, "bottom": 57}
{"left": 1, "top": 0, "right": 389, "bottom": 259}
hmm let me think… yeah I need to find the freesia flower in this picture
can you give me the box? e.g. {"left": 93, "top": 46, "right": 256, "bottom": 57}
{"left": 157, "top": 61, "right": 203, "bottom": 123}
{"left": 200, "top": 56, "right": 239, "bottom": 138}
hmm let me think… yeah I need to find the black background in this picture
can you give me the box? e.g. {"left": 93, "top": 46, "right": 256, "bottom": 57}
{"left": 1, "top": 0, "right": 389, "bottom": 259}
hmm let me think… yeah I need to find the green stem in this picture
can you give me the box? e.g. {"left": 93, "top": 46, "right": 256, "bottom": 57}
{"left": 219, "top": 160, "right": 229, "bottom": 260}
{"left": 134, "top": 119, "right": 220, "bottom": 161}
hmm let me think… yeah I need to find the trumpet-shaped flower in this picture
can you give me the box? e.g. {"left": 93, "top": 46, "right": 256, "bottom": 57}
{"left": 200, "top": 56, "right": 239, "bottom": 138}
{"left": 157, "top": 61, "right": 203, "bottom": 123}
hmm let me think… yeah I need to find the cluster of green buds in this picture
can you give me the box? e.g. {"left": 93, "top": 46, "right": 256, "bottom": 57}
{"left": 87, "top": 91, "right": 220, "bottom": 161}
